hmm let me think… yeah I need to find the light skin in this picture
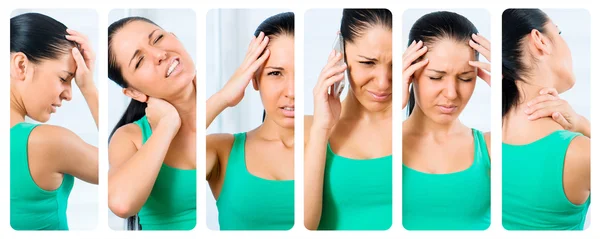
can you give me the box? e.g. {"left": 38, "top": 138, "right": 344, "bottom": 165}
{"left": 503, "top": 20, "right": 590, "bottom": 205}
{"left": 304, "top": 26, "right": 392, "bottom": 230}
{"left": 107, "top": 20, "right": 197, "bottom": 218}
{"left": 206, "top": 32, "right": 295, "bottom": 201}
{"left": 9, "top": 28, "right": 99, "bottom": 190}
{"left": 402, "top": 35, "right": 492, "bottom": 174}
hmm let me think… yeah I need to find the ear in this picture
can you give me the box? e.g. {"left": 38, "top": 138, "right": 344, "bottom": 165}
{"left": 251, "top": 69, "right": 261, "bottom": 91}
{"left": 10, "top": 52, "right": 29, "bottom": 81}
{"left": 123, "top": 88, "right": 149, "bottom": 103}
{"left": 529, "top": 29, "right": 552, "bottom": 57}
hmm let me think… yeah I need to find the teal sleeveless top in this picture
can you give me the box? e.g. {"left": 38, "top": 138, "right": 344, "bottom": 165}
{"left": 503, "top": 130, "right": 590, "bottom": 230}
{"left": 216, "top": 132, "right": 294, "bottom": 230}
{"left": 402, "top": 128, "right": 491, "bottom": 230}
{"left": 10, "top": 122, "right": 74, "bottom": 230}
{"left": 134, "top": 116, "right": 196, "bottom": 230}
{"left": 317, "top": 142, "right": 392, "bottom": 230}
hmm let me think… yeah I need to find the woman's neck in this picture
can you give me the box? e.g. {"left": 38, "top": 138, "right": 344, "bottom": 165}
{"left": 341, "top": 90, "right": 392, "bottom": 123}
{"left": 254, "top": 117, "right": 294, "bottom": 148}
{"left": 10, "top": 84, "right": 26, "bottom": 127}
{"left": 166, "top": 77, "right": 197, "bottom": 132}
{"left": 405, "top": 106, "right": 465, "bottom": 136}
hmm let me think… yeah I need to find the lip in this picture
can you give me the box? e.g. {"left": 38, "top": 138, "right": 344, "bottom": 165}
{"left": 367, "top": 90, "right": 391, "bottom": 102}
{"left": 165, "top": 56, "right": 182, "bottom": 78}
{"left": 51, "top": 104, "right": 60, "bottom": 113}
{"left": 280, "top": 106, "right": 295, "bottom": 117}
{"left": 437, "top": 105, "right": 457, "bottom": 114}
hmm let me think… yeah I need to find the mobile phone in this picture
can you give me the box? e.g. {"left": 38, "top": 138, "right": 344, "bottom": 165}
{"left": 332, "top": 33, "right": 346, "bottom": 98}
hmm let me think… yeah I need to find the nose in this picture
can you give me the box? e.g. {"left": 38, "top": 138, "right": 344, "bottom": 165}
{"left": 285, "top": 75, "right": 295, "bottom": 99}
{"left": 61, "top": 83, "right": 72, "bottom": 101}
{"left": 148, "top": 46, "right": 167, "bottom": 65}
{"left": 443, "top": 79, "right": 458, "bottom": 100}
{"left": 374, "top": 66, "right": 392, "bottom": 90}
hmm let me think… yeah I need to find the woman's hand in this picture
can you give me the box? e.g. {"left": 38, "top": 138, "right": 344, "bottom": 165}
{"left": 66, "top": 29, "right": 96, "bottom": 92}
{"left": 312, "top": 49, "right": 346, "bottom": 134}
{"left": 218, "top": 31, "right": 271, "bottom": 107}
{"left": 402, "top": 40, "right": 429, "bottom": 109}
{"left": 525, "top": 87, "right": 590, "bottom": 137}
{"left": 145, "top": 97, "right": 181, "bottom": 134}
{"left": 468, "top": 33, "right": 491, "bottom": 86}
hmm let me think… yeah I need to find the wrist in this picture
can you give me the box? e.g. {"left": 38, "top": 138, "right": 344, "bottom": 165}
{"left": 80, "top": 85, "right": 98, "bottom": 97}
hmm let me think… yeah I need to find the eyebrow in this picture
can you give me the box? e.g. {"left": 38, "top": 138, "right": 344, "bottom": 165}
{"left": 358, "top": 55, "right": 377, "bottom": 61}
{"left": 62, "top": 70, "right": 75, "bottom": 77}
{"left": 128, "top": 29, "right": 160, "bottom": 67}
{"left": 426, "top": 69, "right": 475, "bottom": 74}
{"left": 266, "top": 66, "right": 284, "bottom": 70}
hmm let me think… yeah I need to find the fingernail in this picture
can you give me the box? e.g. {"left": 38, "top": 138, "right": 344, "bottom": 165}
{"left": 411, "top": 40, "right": 416, "bottom": 45}
{"left": 330, "top": 50, "right": 335, "bottom": 57}
{"left": 336, "top": 52, "right": 341, "bottom": 57}
{"left": 418, "top": 40, "right": 423, "bottom": 44}
{"left": 263, "top": 36, "right": 269, "bottom": 42}
{"left": 472, "top": 33, "right": 477, "bottom": 38}
{"left": 342, "top": 63, "right": 347, "bottom": 67}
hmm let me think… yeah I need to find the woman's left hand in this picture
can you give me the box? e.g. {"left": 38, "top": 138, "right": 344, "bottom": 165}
{"left": 65, "top": 29, "right": 96, "bottom": 92}
{"left": 468, "top": 33, "right": 491, "bottom": 86}
{"left": 525, "top": 87, "right": 589, "bottom": 136}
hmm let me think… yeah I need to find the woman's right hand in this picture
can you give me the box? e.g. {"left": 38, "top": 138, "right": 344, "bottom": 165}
{"left": 218, "top": 31, "right": 271, "bottom": 107}
{"left": 402, "top": 40, "right": 429, "bottom": 109}
{"left": 312, "top": 50, "right": 346, "bottom": 134}
{"left": 145, "top": 97, "right": 181, "bottom": 133}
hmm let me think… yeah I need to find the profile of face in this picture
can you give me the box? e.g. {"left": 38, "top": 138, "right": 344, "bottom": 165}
{"left": 540, "top": 20, "right": 574, "bottom": 92}
{"left": 111, "top": 20, "right": 195, "bottom": 101}
{"left": 412, "top": 38, "right": 477, "bottom": 124}
{"left": 253, "top": 35, "right": 295, "bottom": 129}
{"left": 345, "top": 26, "right": 392, "bottom": 112}
{"left": 11, "top": 52, "right": 76, "bottom": 122}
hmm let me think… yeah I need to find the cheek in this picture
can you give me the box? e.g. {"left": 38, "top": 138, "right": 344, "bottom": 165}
{"left": 259, "top": 80, "right": 282, "bottom": 107}
{"left": 459, "top": 81, "right": 476, "bottom": 100}
{"left": 349, "top": 65, "right": 371, "bottom": 85}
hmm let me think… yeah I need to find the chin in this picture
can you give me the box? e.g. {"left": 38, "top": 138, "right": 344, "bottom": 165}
{"left": 31, "top": 113, "right": 51, "bottom": 123}
{"left": 276, "top": 118, "right": 295, "bottom": 129}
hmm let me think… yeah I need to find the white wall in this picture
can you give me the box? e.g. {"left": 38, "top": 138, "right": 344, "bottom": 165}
{"left": 107, "top": 9, "right": 196, "bottom": 230}
{"left": 542, "top": 8, "right": 592, "bottom": 229}
{"left": 205, "top": 8, "right": 291, "bottom": 231}
{"left": 10, "top": 9, "right": 99, "bottom": 230}
{"left": 402, "top": 9, "right": 491, "bottom": 132}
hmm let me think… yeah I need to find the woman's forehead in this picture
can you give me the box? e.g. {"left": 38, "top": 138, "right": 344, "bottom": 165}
{"left": 264, "top": 36, "right": 294, "bottom": 67}
{"left": 111, "top": 21, "right": 160, "bottom": 62}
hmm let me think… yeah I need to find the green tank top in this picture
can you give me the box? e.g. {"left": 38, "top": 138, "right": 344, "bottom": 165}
{"left": 216, "top": 132, "right": 294, "bottom": 230}
{"left": 317, "top": 142, "right": 392, "bottom": 230}
{"left": 402, "top": 128, "right": 491, "bottom": 230}
{"left": 10, "top": 122, "right": 74, "bottom": 230}
{"left": 503, "top": 130, "right": 590, "bottom": 230}
{"left": 134, "top": 116, "right": 196, "bottom": 230}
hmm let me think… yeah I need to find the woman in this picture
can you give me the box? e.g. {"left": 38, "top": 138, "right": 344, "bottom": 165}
{"left": 206, "top": 12, "right": 295, "bottom": 230}
{"left": 10, "top": 12, "right": 99, "bottom": 230}
{"left": 304, "top": 9, "right": 392, "bottom": 230}
{"left": 502, "top": 9, "right": 590, "bottom": 230}
{"left": 107, "top": 16, "right": 197, "bottom": 230}
{"left": 401, "top": 11, "right": 492, "bottom": 230}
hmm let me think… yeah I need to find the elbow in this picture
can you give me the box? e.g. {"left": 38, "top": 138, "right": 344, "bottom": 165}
{"left": 303, "top": 211, "right": 321, "bottom": 230}
{"left": 108, "top": 193, "right": 136, "bottom": 219}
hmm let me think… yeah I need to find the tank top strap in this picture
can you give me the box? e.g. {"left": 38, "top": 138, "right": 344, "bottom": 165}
{"left": 11, "top": 122, "right": 40, "bottom": 188}
{"left": 226, "top": 132, "right": 247, "bottom": 173}
{"left": 133, "top": 115, "right": 152, "bottom": 144}
{"left": 472, "top": 128, "right": 490, "bottom": 170}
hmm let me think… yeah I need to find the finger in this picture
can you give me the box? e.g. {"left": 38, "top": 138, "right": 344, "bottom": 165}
{"left": 403, "top": 40, "right": 422, "bottom": 59}
{"left": 527, "top": 108, "right": 553, "bottom": 120}
{"left": 525, "top": 100, "right": 559, "bottom": 115}
{"left": 243, "top": 35, "right": 269, "bottom": 69}
{"left": 321, "top": 51, "right": 345, "bottom": 75}
{"left": 71, "top": 47, "right": 88, "bottom": 71}
{"left": 320, "top": 62, "right": 347, "bottom": 83}
{"left": 552, "top": 112, "right": 571, "bottom": 129}
{"left": 248, "top": 31, "right": 265, "bottom": 55}
{"left": 472, "top": 33, "right": 490, "bottom": 52}
{"left": 66, "top": 29, "right": 89, "bottom": 41}
{"left": 247, "top": 48, "right": 271, "bottom": 74}
{"left": 468, "top": 61, "right": 491, "bottom": 73}
{"left": 322, "top": 71, "right": 345, "bottom": 91}
{"left": 539, "top": 87, "right": 559, "bottom": 97}
{"left": 65, "top": 35, "right": 94, "bottom": 59}
{"left": 404, "top": 58, "right": 429, "bottom": 80}
{"left": 403, "top": 45, "right": 428, "bottom": 70}
{"left": 469, "top": 39, "right": 490, "bottom": 60}
{"left": 526, "top": 94, "right": 557, "bottom": 108}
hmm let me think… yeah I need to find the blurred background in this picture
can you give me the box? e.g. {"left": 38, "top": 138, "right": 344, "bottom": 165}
{"left": 205, "top": 8, "right": 292, "bottom": 230}
{"left": 10, "top": 8, "right": 99, "bottom": 230}
{"left": 107, "top": 8, "right": 196, "bottom": 230}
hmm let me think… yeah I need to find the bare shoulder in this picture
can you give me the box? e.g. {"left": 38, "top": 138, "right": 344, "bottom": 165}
{"left": 207, "top": 133, "right": 235, "bottom": 152}
{"left": 304, "top": 115, "right": 314, "bottom": 143}
{"left": 109, "top": 123, "right": 142, "bottom": 150}
{"left": 565, "top": 135, "right": 590, "bottom": 165}
{"left": 29, "top": 124, "right": 82, "bottom": 149}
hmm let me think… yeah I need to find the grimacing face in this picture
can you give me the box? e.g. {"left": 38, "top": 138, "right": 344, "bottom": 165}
{"left": 17, "top": 52, "right": 76, "bottom": 122}
{"left": 253, "top": 35, "right": 295, "bottom": 129}
{"left": 344, "top": 26, "right": 392, "bottom": 112}
{"left": 412, "top": 38, "right": 477, "bottom": 124}
{"left": 111, "top": 20, "right": 195, "bottom": 101}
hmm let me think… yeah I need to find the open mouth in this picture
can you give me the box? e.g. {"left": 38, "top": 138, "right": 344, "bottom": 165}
{"left": 166, "top": 58, "right": 180, "bottom": 77}
{"left": 280, "top": 106, "right": 295, "bottom": 117}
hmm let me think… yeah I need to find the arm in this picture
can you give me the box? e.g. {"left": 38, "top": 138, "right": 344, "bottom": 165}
{"left": 81, "top": 87, "right": 99, "bottom": 129}
{"left": 564, "top": 136, "right": 591, "bottom": 202}
{"left": 206, "top": 92, "right": 228, "bottom": 129}
{"left": 107, "top": 123, "right": 178, "bottom": 218}
{"left": 484, "top": 132, "right": 491, "bottom": 161}
{"left": 304, "top": 117, "right": 329, "bottom": 230}
{"left": 30, "top": 125, "right": 98, "bottom": 184}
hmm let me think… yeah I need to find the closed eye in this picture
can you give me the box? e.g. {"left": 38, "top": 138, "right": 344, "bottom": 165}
{"left": 136, "top": 56, "right": 144, "bottom": 69}
{"left": 59, "top": 77, "right": 67, "bottom": 83}
{"left": 154, "top": 34, "right": 164, "bottom": 44}
{"left": 429, "top": 77, "right": 442, "bottom": 80}
{"left": 459, "top": 78, "right": 474, "bottom": 82}
{"left": 359, "top": 61, "right": 375, "bottom": 65}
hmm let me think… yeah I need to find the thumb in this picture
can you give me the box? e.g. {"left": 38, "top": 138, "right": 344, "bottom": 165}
{"left": 72, "top": 47, "right": 88, "bottom": 71}
{"left": 552, "top": 112, "right": 571, "bottom": 129}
